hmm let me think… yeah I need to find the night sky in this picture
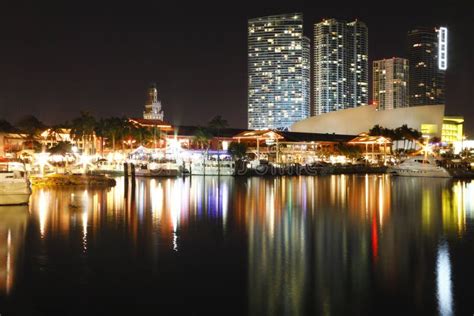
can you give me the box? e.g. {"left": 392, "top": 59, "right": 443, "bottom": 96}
{"left": 0, "top": 1, "right": 473, "bottom": 135}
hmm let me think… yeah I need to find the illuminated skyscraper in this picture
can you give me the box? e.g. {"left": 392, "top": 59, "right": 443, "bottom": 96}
{"left": 408, "top": 27, "right": 447, "bottom": 106}
{"left": 248, "top": 13, "right": 310, "bottom": 130}
{"left": 143, "top": 83, "right": 164, "bottom": 120}
{"left": 313, "top": 19, "right": 368, "bottom": 115}
{"left": 373, "top": 58, "right": 409, "bottom": 110}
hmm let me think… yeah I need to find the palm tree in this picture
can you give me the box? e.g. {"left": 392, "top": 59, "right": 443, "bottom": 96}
{"left": 228, "top": 142, "right": 248, "bottom": 160}
{"left": 399, "top": 124, "right": 412, "bottom": 150}
{"left": 16, "top": 115, "right": 45, "bottom": 151}
{"left": 102, "top": 117, "right": 124, "bottom": 151}
{"left": 121, "top": 119, "right": 137, "bottom": 150}
{"left": 130, "top": 123, "right": 153, "bottom": 147}
{"left": 70, "top": 111, "right": 97, "bottom": 154}
{"left": 193, "top": 127, "right": 212, "bottom": 150}
{"left": 409, "top": 128, "right": 423, "bottom": 150}
{"left": 94, "top": 119, "right": 107, "bottom": 155}
{"left": 208, "top": 115, "right": 229, "bottom": 143}
{"left": 369, "top": 124, "right": 383, "bottom": 136}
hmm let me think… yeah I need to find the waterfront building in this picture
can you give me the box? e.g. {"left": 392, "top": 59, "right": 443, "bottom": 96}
{"left": 40, "top": 128, "right": 75, "bottom": 148}
{"left": 291, "top": 104, "right": 445, "bottom": 137}
{"left": 143, "top": 84, "right": 164, "bottom": 120}
{"left": 233, "top": 130, "right": 356, "bottom": 164}
{"left": 442, "top": 116, "right": 464, "bottom": 144}
{"left": 373, "top": 58, "right": 409, "bottom": 110}
{"left": 128, "top": 118, "right": 173, "bottom": 149}
{"left": 313, "top": 19, "right": 368, "bottom": 115}
{"left": 0, "top": 132, "right": 26, "bottom": 157}
{"left": 167, "top": 126, "right": 248, "bottom": 151}
{"left": 247, "top": 13, "right": 310, "bottom": 130}
{"left": 408, "top": 27, "right": 447, "bottom": 106}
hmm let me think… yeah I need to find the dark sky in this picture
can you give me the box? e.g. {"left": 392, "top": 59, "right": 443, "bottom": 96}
{"left": 0, "top": 1, "right": 473, "bottom": 135}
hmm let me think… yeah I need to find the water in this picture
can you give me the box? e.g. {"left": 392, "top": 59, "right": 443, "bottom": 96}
{"left": 0, "top": 175, "right": 474, "bottom": 315}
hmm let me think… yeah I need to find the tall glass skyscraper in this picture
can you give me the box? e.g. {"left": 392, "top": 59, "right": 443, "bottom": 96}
{"left": 373, "top": 58, "right": 409, "bottom": 110}
{"left": 313, "top": 19, "right": 368, "bottom": 115}
{"left": 248, "top": 13, "right": 310, "bottom": 130}
{"left": 408, "top": 27, "right": 447, "bottom": 106}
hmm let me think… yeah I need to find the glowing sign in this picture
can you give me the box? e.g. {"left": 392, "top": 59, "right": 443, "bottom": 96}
{"left": 438, "top": 27, "right": 448, "bottom": 70}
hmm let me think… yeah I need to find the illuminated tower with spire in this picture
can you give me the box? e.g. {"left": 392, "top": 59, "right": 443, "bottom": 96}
{"left": 143, "top": 83, "right": 164, "bottom": 120}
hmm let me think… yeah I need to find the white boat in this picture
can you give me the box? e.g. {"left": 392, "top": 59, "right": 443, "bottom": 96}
{"left": 0, "top": 161, "right": 32, "bottom": 205}
{"left": 134, "top": 160, "right": 181, "bottom": 177}
{"left": 92, "top": 159, "right": 125, "bottom": 176}
{"left": 388, "top": 156, "right": 451, "bottom": 178}
{"left": 191, "top": 159, "right": 235, "bottom": 176}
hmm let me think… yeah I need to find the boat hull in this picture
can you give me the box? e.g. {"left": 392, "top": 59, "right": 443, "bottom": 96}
{"left": 190, "top": 160, "right": 236, "bottom": 176}
{"left": 92, "top": 170, "right": 125, "bottom": 176}
{"left": 0, "top": 194, "right": 30, "bottom": 205}
{"left": 190, "top": 167, "right": 235, "bottom": 176}
{"left": 135, "top": 169, "right": 180, "bottom": 177}
{"left": 0, "top": 182, "right": 32, "bottom": 205}
{"left": 388, "top": 167, "right": 451, "bottom": 178}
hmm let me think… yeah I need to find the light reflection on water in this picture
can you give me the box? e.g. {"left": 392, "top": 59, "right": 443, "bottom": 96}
{"left": 436, "top": 240, "right": 453, "bottom": 316}
{"left": 0, "top": 205, "right": 28, "bottom": 295}
{"left": 0, "top": 175, "right": 473, "bottom": 314}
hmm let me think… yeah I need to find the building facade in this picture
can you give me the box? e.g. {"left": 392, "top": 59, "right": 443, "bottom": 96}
{"left": 407, "top": 27, "right": 447, "bottom": 106}
{"left": 442, "top": 116, "right": 464, "bottom": 144}
{"left": 373, "top": 58, "right": 409, "bottom": 110}
{"left": 248, "top": 13, "right": 310, "bottom": 130}
{"left": 143, "top": 84, "right": 164, "bottom": 121}
{"left": 313, "top": 19, "right": 368, "bottom": 115}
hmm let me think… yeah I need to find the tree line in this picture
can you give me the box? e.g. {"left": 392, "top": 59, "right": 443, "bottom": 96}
{"left": 0, "top": 113, "right": 250, "bottom": 156}
{"left": 0, "top": 113, "right": 168, "bottom": 153}
{"left": 368, "top": 124, "right": 423, "bottom": 151}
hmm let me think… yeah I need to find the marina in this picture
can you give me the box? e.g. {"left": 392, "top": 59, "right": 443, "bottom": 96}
{"left": 0, "top": 175, "right": 473, "bottom": 315}
{"left": 0, "top": 4, "right": 472, "bottom": 315}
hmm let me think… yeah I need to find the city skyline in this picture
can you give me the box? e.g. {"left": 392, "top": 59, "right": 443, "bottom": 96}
{"left": 0, "top": 1, "right": 472, "bottom": 135}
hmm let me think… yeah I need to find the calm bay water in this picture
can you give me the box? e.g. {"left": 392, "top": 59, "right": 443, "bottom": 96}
{"left": 0, "top": 175, "right": 474, "bottom": 315}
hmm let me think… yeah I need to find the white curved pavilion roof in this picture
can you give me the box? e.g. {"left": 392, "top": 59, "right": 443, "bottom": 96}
{"left": 290, "top": 105, "right": 445, "bottom": 136}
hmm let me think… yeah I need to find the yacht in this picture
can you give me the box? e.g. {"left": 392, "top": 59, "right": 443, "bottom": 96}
{"left": 0, "top": 161, "right": 32, "bottom": 205}
{"left": 134, "top": 160, "right": 181, "bottom": 177}
{"left": 190, "top": 159, "right": 235, "bottom": 176}
{"left": 92, "top": 159, "right": 125, "bottom": 176}
{"left": 388, "top": 156, "right": 451, "bottom": 178}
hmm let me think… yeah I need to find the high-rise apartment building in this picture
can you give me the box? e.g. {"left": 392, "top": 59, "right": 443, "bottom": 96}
{"left": 373, "top": 58, "right": 409, "bottom": 110}
{"left": 407, "top": 27, "right": 447, "bottom": 106}
{"left": 248, "top": 13, "right": 310, "bottom": 130}
{"left": 313, "top": 19, "right": 368, "bottom": 115}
